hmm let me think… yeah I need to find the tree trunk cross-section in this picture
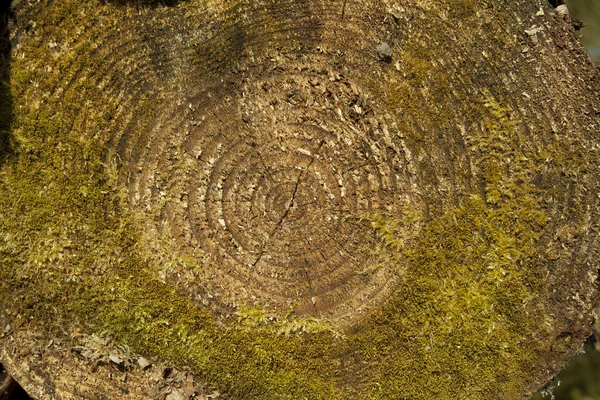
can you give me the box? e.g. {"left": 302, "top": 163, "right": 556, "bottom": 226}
{"left": 1, "top": 0, "right": 600, "bottom": 399}
{"left": 104, "top": 0, "right": 416, "bottom": 325}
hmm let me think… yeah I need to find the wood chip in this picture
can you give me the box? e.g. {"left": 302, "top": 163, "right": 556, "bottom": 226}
{"left": 137, "top": 357, "right": 152, "bottom": 370}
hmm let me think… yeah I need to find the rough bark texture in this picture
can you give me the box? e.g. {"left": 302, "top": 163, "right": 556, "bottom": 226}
{"left": 1, "top": 0, "right": 600, "bottom": 399}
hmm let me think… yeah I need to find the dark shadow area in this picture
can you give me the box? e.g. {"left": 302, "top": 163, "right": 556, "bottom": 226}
{"left": 0, "top": 0, "right": 13, "bottom": 166}
{"left": 0, "top": 363, "right": 32, "bottom": 400}
{"left": 568, "top": 0, "right": 600, "bottom": 62}
{"left": 532, "top": 335, "right": 600, "bottom": 400}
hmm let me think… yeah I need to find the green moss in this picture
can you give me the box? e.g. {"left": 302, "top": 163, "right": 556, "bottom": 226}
{"left": 0, "top": 1, "right": 589, "bottom": 399}
{"left": 71, "top": 270, "right": 340, "bottom": 399}
{"left": 448, "top": 0, "right": 478, "bottom": 19}
{"left": 341, "top": 90, "right": 552, "bottom": 399}
{"left": 0, "top": 7, "right": 339, "bottom": 398}
{"left": 358, "top": 195, "right": 547, "bottom": 398}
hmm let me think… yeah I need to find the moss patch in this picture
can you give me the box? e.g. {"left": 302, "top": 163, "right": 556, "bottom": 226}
{"left": 1, "top": 0, "right": 597, "bottom": 399}
{"left": 344, "top": 92, "right": 552, "bottom": 399}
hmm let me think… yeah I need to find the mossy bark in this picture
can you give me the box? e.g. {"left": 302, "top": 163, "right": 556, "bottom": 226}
{"left": 1, "top": 0, "right": 600, "bottom": 399}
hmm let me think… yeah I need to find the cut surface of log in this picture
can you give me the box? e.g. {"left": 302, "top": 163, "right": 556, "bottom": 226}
{"left": 1, "top": 0, "right": 600, "bottom": 399}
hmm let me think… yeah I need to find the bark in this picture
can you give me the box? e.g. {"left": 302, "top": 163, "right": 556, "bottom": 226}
{"left": 1, "top": 0, "right": 599, "bottom": 399}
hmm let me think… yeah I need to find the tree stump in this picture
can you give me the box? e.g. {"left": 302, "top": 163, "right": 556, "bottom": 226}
{"left": 1, "top": 0, "right": 599, "bottom": 399}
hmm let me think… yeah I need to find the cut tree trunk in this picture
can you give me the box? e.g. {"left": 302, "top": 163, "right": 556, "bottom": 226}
{"left": 1, "top": 0, "right": 599, "bottom": 399}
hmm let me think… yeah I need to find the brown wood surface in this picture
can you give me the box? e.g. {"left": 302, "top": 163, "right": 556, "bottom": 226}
{"left": 1, "top": 0, "right": 600, "bottom": 399}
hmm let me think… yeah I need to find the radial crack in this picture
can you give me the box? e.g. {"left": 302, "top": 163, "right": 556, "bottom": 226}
{"left": 271, "top": 139, "right": 325, "bottom": 234}
{"left": 300, "top": 254, "right": 318, "bottom": 313}
{"left": 250, "top": 140, "right": 325, "bottom": 267}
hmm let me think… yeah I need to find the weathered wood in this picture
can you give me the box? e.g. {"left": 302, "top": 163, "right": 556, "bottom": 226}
{"left": 1, "top": 0, "right": 599, "bottom": 398}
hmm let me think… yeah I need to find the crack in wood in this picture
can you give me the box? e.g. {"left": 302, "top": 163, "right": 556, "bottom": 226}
{"left": 250, "top": 140, "right": 326, "bottom": 268}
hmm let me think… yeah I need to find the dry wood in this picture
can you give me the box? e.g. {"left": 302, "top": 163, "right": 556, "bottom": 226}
{"left": 1, "top": 0, "right": 600, "bottom": 399}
